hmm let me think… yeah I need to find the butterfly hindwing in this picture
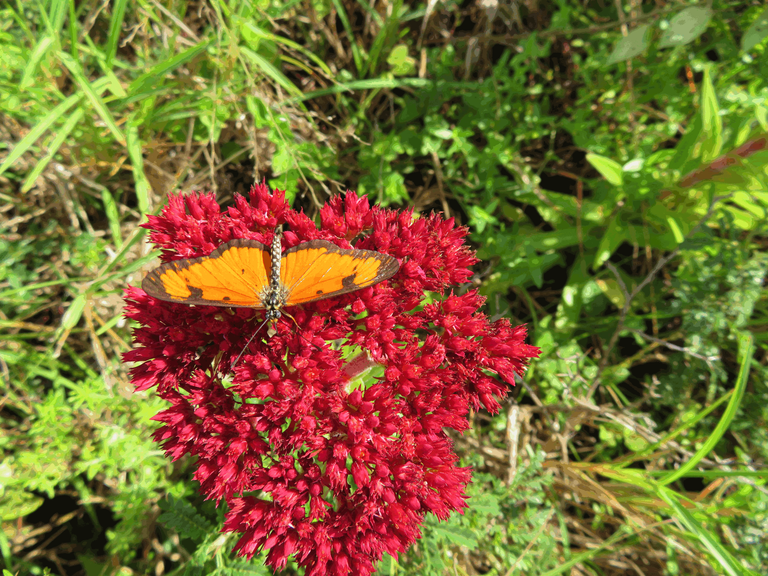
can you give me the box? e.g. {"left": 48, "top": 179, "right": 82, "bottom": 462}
{"left": 280, "top": 240, "right": 399, "bottom": 306}
{"left": 141, "top": 238, "right": 272, "bottom": 308}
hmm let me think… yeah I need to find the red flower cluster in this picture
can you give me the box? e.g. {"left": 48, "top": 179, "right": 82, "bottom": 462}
{"left": 124, "top": 183, "right": 539, "bottom": 575}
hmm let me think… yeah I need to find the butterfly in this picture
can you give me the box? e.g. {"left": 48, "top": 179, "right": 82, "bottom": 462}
{"left": 142, "top": 226, "right": 400, "bottom": 340}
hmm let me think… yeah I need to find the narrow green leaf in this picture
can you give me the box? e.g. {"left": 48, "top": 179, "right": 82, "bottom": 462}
{"left": 20, "top": 35, "right": 53, "bottom": 90}
{"left": 57, "top": 292, "right": 88, "bottom": 338}
{"left": 699, "top": 65, "right": 722, "bottom": 163}
{"left": 240, "top": 47, "right": 303, "bottom": 98}
{"left": 105, "top": 0, "right": 129, "bottom": 67}
{"left": 128, "top": 39, "right": 211, "bottom": 96}
{"left": 329, "top": 0, "right": 364, "bottom": 75}
{"left": 57, "top": 51, "right": 125, "bottom": 145}
{"left": 240, "top": 22, "right": 332, "bottom": 77}
{"left": 657, "top": 487, "right": 758, "bottom": 576}
{"left": 126, "top": 122, "right": 150, "bottom": 216}
{"left": 101, "top": 188, "right": 122, "bottom": 247}
{"left": 660, "top": 333, "right": 753, "bottom": 486}
{"left": 666, "top": 216, "right": 685, "bottom": 244}
{"left": 0, "top": 92, "right": 81, "bottom": 176}
{"left": 287, "top": 77, "right": 434, "bottom": 103}
{"left": 364, "top": 0, "right": 403, "bottom": 77}
{"left": 21, "top": 108, "right": 85, "bottom": 193}
{"left": 586, "top": 153, "right": 623, "bottom": 186}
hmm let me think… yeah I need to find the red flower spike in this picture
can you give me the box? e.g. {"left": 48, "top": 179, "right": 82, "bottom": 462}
{"left": 124, "top": 183, "right": 540, "bottom": 575}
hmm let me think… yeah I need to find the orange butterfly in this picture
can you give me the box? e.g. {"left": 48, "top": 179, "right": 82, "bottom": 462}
{"left": 142, "top": 227, "right": 400, "bottom": 336}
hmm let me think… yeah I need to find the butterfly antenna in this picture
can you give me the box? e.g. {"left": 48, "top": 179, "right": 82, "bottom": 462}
{"left": 230, "top": 317, "right": 270, "bottom": 372}
{"left": 282, "top": 310, "right": 321, "bottom": 350}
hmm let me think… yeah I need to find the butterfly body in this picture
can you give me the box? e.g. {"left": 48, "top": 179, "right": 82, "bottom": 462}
{"left": 142, "top": 228, "right": 399, "bottom": 330}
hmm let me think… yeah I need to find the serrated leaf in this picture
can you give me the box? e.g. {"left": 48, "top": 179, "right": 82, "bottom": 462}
{"left": 660, "top": 7, "right": 712, "bottom": 48}
{"left": 587, "top": 153, "right": 623, "bottom": 186}
{"left": 741, "top": 7, "right": 768, "bottom": 52}
{"left": 606, "top": 24, "right": 651, "bottom": 64}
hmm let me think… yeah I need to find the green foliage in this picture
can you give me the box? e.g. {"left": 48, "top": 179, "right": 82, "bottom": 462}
{"left": 2, "top": 0, "right": 768, "bottom": 575}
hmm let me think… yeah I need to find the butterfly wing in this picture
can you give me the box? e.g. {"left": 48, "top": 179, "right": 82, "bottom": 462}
{"left": 142, "top": 239, "right": 272, "bottom": 308}
{"left": 280, "top": 240, "right": 399, "bottom": 306}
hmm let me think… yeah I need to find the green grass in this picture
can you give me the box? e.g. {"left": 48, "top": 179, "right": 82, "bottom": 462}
{"left": 2, "top": 0, "right": 768, "bottom": 575}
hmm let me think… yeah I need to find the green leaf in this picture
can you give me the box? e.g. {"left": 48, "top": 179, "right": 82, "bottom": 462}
{"left": 741, "top": 7, "right": 768, "bottom": 52}
{"left": 586, "top": 153, "right": 623, "bottom": 186}
{"left": 660, "top": 333, "right": 753, "bottom": 486}
{"left": 241, "top": 46, "right": 303, "bottom": 98}
{"left": 126, "top": 121, "right": 150, "bottom": 216}
{"left": 595, "top": 278, "right": 626, "bottom": 309}
{"left": 20, "top": 35, "right": 53, "bottom": 90}
{"left": 0, "top": 92, "right": 83, "bottom": 177}
{"left": 660, "top": 7, "right": 712, "bottom": 48}
{"left": 657, "top": 487, "right": 759, "bottom": 576}
{"left": 21, "top": 107, "right": 85, "bottom": 193}
{"left": 128, "top": 39, "right": 211, "bottom": 96}
{"left": 430, "top": 524, "right": 478, "bottom": 548}
{"left": 101, "top": 188, "right": 122, "bottom": 247}
{"left": 593, "top": 217, "right": 626, "bottom": 269}
{"left": 699, "top": 65, "right": 722, "bottom": 163}
{"left": 606, "top": 24, "right": 651, "bottom": 64}
{"left": 387, "top": 44, "right": 416, "bottom": 76}
{"left": 105, "top": 0, "right": 129, "bottom": 67}
{"left": 57, "top": 51, "right": 125, "bottom": 145}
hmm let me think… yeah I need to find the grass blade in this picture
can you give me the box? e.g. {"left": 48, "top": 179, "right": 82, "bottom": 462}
{"left": 57, "top": 51, "right": 126, "bottom": 145}
{"left": 128, "top": 39, "right": 211, "bottom": 97}
{"left": 20, "top": 107, "right": 85, "bottom": 193}
{"left": 657, "top": 487, "right": 758, "bottom": 576}
{"left": 240, "top": 47, "right": 303, "bottom": 98}
{"left": 660, "top": 332, "right": 753, "bottom": 486}
{"left": 105, "top": 0, "right": 129, "bottom": 68}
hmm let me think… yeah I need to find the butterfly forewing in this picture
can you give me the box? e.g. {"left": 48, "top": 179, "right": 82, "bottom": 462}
{"left": 280, "top": 240, "right": 399, "bottom": 306}
{"left": 142, "top": 239, "right": 272, "bottom": 308}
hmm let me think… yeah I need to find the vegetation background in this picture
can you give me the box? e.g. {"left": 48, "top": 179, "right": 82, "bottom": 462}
{"left": 2, "top": 0, "right": 768, "bottom": 575}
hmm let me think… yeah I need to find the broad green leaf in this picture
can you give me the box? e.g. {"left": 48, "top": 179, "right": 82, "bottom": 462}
{"left": 660, "top": 7, "right": 712, "bottom": 48}
{"left": 699, "top": 66, "right": 722, "bottom": 163}
{"left": 741, "top": 7, "right": 768, "bottom": 52}
{"left": 606, "top": 24, "right": 651, "bottom": 64}
{"left": 555, "top": 260, "right": 586, "bottom": 330}
{"left": 595, "top": 278, "right": 626, "bottom": 309}
{"left": 387, "top": 44, "right": 416, "bottom": 76}
{"left": 593, "top": 217, "right": 626, "bottom": 269}
{"left": 586, "top": 153, "right": 623, "bottom": 186}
